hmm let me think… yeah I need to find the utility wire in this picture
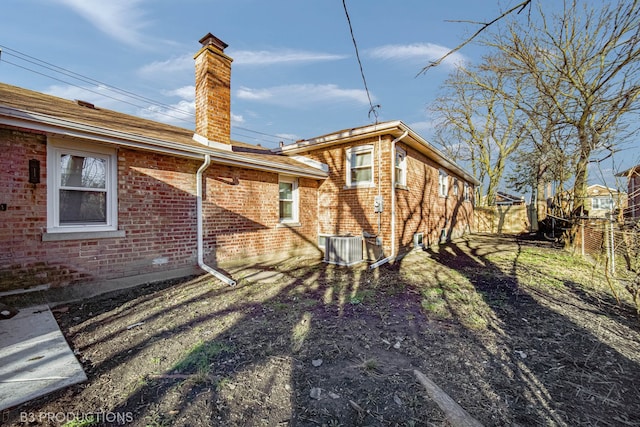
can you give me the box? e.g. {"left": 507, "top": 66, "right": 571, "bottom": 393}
{"left": 341, "top": 0, "right": 380, "bottom": 123}
{"left": 0, "top": 45, "right": 299, "bottom": 144}
{"left": 234, "top": 126, "right": 296, "bottom": 142}
{"left": 2, "top": 58, "right": 191, "bottom": 120}
{"left": 0, "top": 46, "right": 193, "bottom": 117}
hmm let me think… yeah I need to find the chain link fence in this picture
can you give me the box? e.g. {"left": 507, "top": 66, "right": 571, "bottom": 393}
{"left": 577, "top": 218, "right": 640, "bottom": 312}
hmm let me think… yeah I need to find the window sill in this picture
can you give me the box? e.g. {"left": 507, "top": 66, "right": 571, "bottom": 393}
{"left": 43, "top": 229, "right": 126, "bottom": 242}
{"left": 395, "top": 183, "right": 409, "bottom": 191}
{"left": 277, "top": 222, "right": 301, "bottom": 228}
{"left": 343, "top": 183, "right": 375, "bottom": 190}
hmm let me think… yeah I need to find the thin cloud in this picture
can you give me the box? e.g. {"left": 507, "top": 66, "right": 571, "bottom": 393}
{"left": 139, "top": 55, "right": 193, "bottom": 75}
{"left": 408, "top": 120, "right": 437, "bottom": 133}
{"left": 231, "top": 113, "right": 245, "bottom": 125}
{"left": 368, "top": 43, "right": 466, "bottom": 68}
{"left": 139, "top": 100, "right": 195, "bottom": 126}
{"left": 232, "top": 49, "right": 348, "bottom": 66}
{"left": 139, "top": 85, "right": 194, "bottom": 125}
{"left": 139, "top": 49, "right": 347, "bottom": 75}
{"left": 163, "top": 85, "right": 194, "bottom": 100}
{"left": 55, "top": 0, "right": 150, "bottom": 47}
{"left": 236, "top": 84, "right": 371, "bottom": 107}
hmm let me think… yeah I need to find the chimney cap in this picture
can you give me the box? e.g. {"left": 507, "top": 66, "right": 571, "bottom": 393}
{"left": 199, "top": 33, "right": 228, "bottom": 51}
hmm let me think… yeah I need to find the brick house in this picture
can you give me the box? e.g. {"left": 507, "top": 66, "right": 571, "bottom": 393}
{"left": 276, "top": 121, "right": 478, "bottom": 264}
{"left": 616, "top": 166, "right": 640, "bottom": 220}
{"left": 0, "top": 33, "right": 477, "bottom": 293}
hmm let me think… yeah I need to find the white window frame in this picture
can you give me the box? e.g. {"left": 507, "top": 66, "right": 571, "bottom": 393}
{"left": 47, "top": 139, "right": 118, "bottom": 233}
{"left": 592, "top": 196, "right": 613, "bottom": 210}
{"left": 464, "top": 182, "right": 471, "bottom": 202}
{"left": 395, "top": 147, "right": 407, "bottom": 186}
{"left": 278, "top": 176, "right": 299, "bottom": 223}
{"left": 346, "top": 145, "right": 374, "bottom": 188}
{"left": 453, "top": 178, "right": 459, "bottom": 196}
{"left": 438, "top": 169, "right": 448, "bottom": 198}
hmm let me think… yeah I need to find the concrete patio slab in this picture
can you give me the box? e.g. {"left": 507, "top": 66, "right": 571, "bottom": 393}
{"left": 0, "top": 305, "right": 87, "bottom": 411}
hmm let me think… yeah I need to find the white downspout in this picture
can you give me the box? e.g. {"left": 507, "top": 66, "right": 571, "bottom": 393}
{"left": 197, "top": 154, "right": 237, "bottom": 286}
{"left": 370, "top": 130, "right": 409, "bottom": 269}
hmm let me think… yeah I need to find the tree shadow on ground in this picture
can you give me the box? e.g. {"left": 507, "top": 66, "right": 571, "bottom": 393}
{"left": 7, "top": 254, "right": 443, "bottom": 426}
{"left": 5, "top": 235, "right": 640, "bottom": 426}
{"left": 420, "top": 234, "right": 640, "bottom": 426}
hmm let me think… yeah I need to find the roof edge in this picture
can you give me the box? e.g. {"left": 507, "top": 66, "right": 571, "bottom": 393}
{"left": 275, "top": 120, "right": 479, "bottom": 186}
{"left": 0, "top": 106, "right": 328, "bottom": 179}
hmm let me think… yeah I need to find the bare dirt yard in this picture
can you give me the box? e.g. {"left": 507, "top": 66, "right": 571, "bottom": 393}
{"left": 3, "top": 234, "right": 640, "bottom": 426}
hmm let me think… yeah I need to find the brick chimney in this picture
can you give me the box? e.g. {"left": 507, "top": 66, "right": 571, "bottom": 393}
{"left": 194, "top": 33, "right": 232, "bottom": 146}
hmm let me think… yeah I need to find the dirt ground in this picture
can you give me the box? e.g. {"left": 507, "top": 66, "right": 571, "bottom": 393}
{"left": 3, "top": 234, "right": 640, "bottom": 426}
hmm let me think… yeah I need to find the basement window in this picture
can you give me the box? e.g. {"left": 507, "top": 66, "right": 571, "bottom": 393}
{"left": 47, "top": 139, "right": 118, "bottom": 234}
{"left": 414, "top": 232, "right": 424, "bottom": 249}
{"left": 318, "top": 234, "right": 332, "bottom": 248}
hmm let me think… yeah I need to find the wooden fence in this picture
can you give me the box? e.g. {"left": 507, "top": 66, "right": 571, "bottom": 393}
{"left": 475, "top": 205, "right": 531, "bottom": 234}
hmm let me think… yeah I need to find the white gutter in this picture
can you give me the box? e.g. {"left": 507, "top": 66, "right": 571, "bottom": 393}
{"left": 197, "top": 155, "right": 236, "bottom": 286}
{"left": 370, "top": 130, "right": 409, "bottom": 269}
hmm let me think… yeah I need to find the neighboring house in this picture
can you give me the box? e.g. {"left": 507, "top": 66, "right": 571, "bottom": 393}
{"left": 615, "top": 166, "right": 640, "bottom": 219}
{"left": 494, "top": 191, "right": 525, "bottom": 206}
{"left": 0, "top": 33, "right": 477, "bottom": 292}
{"left": 586, "top": 184, "right": 627, "bottom": 218}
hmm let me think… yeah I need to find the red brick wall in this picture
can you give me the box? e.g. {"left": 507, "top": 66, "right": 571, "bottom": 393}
{"left": 395, "top": 142, "right": 474, "bottom": 250}
{"left": 0, "top": 128, "right": 54, "bottom": 289}
{"left": 301, "top": 135, "right": 474, "bottom": 259}
{"left": 0, "top": 127, "right": 319, "bottom": 291}
{"left": 202, "top": 165, "right": 318, "bottom": 262}
{"left": 301, "top": 136, "right": 394, "bottom": 254}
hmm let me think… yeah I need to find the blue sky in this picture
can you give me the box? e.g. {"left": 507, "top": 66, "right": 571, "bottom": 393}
{"left": 0, "top": 0, "right": 637, "bottom": 189}
{"left": 0, "top": 0, "right": 504, "bottom": 145}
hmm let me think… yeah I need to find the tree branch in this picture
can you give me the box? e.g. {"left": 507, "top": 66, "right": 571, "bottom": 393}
{"left": 416, "top": 0, "right": 532, "bottom": 76}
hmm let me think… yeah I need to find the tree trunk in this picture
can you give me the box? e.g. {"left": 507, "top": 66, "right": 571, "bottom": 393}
{"left": 566, "top": 147, "right": 590, "bottom": 248}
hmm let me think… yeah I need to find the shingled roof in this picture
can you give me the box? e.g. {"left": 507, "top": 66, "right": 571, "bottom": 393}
{"left": 0, "top": 82, "right": 327, "bottom": 179}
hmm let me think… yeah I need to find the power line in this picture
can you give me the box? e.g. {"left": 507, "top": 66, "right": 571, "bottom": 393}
{"left": 341, "top": 0, "right": 380, "bottom": 123}
{"left": 234, "top": 126, "right": 297, "bottom": 142}
{"left": 1, "top": 56, "right": 197, "bottom": 125}
{"left": 0, "top": 45, "right": 194, "bottom": 118}
{"left": 0, "top": 45, "right": 299, "bottom": 143}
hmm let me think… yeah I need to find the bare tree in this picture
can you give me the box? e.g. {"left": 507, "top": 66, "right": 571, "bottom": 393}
{"left": 506, "top": 73, "right": 578, "bottom": 224}
{"left": 432, "top": 54, "right": 528, "bottom": 206}
{"left": 491, "top": 0, "right": 640, "bottom": 243}
{"left": 418, "top": 0, "right": 532, "bottom": 75}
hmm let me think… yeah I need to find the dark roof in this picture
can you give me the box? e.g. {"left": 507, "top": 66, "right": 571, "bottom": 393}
{"left": 0, "top": 82, "right": 326, "bottom": 178}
